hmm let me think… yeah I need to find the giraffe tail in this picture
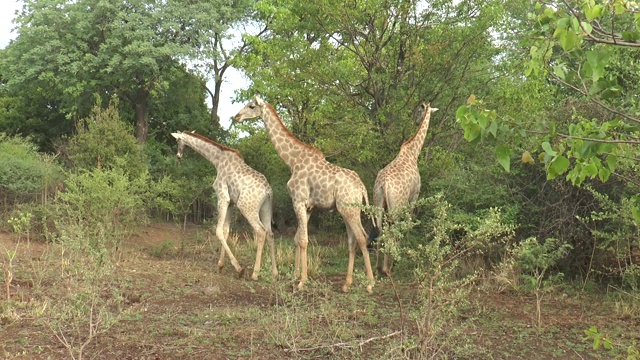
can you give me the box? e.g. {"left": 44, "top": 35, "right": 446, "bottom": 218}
{"left": 362, "top": 185, "right": 380, "bottom": 247}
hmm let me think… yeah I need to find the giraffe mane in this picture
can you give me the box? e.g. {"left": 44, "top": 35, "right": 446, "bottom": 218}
{"left": 182, "top": 131, "right": 243, "bottom": 160}
{"left": 264, "top": 102, "right": 324, "bottom": 157}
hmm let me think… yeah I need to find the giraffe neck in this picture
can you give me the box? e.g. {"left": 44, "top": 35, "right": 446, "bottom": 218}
{"left": 399, "top": 109, "right": 433, "bottom": 162}
{"left": 261, "top": 103, "right": 323, "bottom": 168}
{"left": 182, "top": 134, "right": 236, "bottom": 169}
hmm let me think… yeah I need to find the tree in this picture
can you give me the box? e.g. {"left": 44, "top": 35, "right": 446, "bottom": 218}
{"left": 235, "top": 0, "right": 509, "bottom": 181}
{"left": 0, "top": 0, "right": 232, "bottom": 144}
{"left": 455, "top": 0, "right": 640, "bottom": 219}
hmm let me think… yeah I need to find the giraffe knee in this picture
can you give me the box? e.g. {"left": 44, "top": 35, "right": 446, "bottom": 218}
{"left": 216, "top": 227, "right": 226, "bottom": 241}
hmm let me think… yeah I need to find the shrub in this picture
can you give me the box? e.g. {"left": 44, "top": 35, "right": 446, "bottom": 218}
{"left": 368, "top": 194, "right": 515, "bottom": 357}
{"left": 53, "top": 167, "right": 148, "bottom": 256}
{"left": 580, "top": 188, "right": 640, "bottom": 290}
{"left": 0, "top": 133, "right": 64, "bottom": 213}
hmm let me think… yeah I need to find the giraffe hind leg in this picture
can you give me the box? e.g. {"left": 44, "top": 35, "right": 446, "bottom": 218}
{"left": 239, "top": 205, "right": 268, "bottom": 281}
{"left": 340, "top": 207, "right": 375, "bottom": 293}
{"left": 259, "top": 197, "right": 278, "bottom": 279}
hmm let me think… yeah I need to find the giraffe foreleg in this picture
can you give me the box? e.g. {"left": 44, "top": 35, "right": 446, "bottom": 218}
{"left": 217, "top": 207, "right": 231, "bottom": 271}
{"left": 293, "top": 201, "right": 310, "bottom": 290}
{"left": 216, "top": 200, "right": 244, "bottom": 278}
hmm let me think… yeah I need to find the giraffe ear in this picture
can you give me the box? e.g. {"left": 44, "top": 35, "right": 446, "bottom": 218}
{"left": 255, "top": 95, "right": 264, "bottom": 106}
{"left": 171, "top": 132, "right": 181, "bottom": 139}
{"left": 430, "top": 107, "right": 439, "bottom": 113}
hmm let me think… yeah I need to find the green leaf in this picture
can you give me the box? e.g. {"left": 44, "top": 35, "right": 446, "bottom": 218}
{"left": 621, "top": 31, "right": 640, "bottom": 42}
{"left": 588, "top": 79, "right": 608, "bottom": 95}
{"left": 582, "top": 162, "right": 598, "bottom": 178}
{"left": 496, "top": 145, "right": 511, "bottom": 172}
{"left": 598, "top": 167, "right": 611, "bottom": 182}
{"left": 559, "top": 30, "right": 578, "bottom": 51}
{"left": 605, "top": 155, "right": 617, "bottom": 172}
{"left": 488, "top": 121, "right": 498, "bottom": 138}
{"left": 553, "top": 64, "right": 566, "bottom": 79}
{"left": 585, "top": 5, "right": 603, "bottom": 21}
{"left": 477, "top": 113, "right": 489, "bottom": 129}
{"left": 632, "top": 201, "right": 640, "bottom": 223}
{"left": 547, "top": 156, "right": 570, "bottom": 180}
{"left": 556, "top": 17, "right": 570, "bottom": 30}
{"left": 463, "top": 123, "right": 482, "bottom": 142}
{"left": 542, "top": 141, "right": 557, "bottom": 156}
{"left": 456, "top": 105, "right": 469, "bottom": 121}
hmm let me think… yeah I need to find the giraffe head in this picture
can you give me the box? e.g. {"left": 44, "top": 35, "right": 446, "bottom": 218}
{"left": 171, "top": 131, "right": 187, "bottom": 159}
{"left": 233, "top": 95, "right": 266, "bottom": 123}
{"left": 414, "top": 102, "right": 438, "bottom": 125}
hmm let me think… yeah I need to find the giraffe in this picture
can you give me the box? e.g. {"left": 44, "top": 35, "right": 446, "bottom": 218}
{"left": 372, "top": 102, "right": 438, "bottom": 275}
{"left": 233, "top": 95, "right": 375, "bottom": 293}
{"left": 171, "top": 131, "right": 278, "bottom": 281}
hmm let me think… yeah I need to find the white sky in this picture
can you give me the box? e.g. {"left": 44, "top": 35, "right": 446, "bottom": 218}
{"left": 0, "top": 0, "right": 249, "bottom": 130}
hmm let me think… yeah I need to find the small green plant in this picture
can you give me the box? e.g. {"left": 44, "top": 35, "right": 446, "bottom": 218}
{"left": 583, "top": 326, "right": 614, "bottom": 351}
{"left": 2, "top": 244, "right": 18, "bottom": 302}
{"left": 7, "top": 211, "right": 33, "bottom": 242}
{"left": 150, "top": 240, "right": 177, "bottom": 258}
{"left": 512, "top": 237, "right": 572, "bottom": 327}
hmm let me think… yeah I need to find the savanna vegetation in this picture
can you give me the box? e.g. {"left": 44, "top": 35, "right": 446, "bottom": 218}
{"left": 0, "top": 0, "right": 639, "bottom": 359}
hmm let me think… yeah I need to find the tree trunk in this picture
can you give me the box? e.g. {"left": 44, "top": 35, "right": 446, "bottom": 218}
{"left": 135, "top": 102, "right": 148, "bottom": 144}
{"left": 134, "top": 87, "right": 150, "bottom": 144}
{"left": 211, "top": 78, "right": 222, "bottom": 129}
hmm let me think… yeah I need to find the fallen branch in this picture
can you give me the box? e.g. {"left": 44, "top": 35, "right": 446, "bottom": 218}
{"left": 285, "top": 330, "right": 402, "bottom": 353}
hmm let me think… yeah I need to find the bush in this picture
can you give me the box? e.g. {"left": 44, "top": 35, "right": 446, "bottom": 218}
{"left": 53, "top": 167, "right": 149, "bottom": 256}
{"left": 369, "top": 194, "right": 515, "bottom": 357}
{"left": 0, "top": 133, "right": 64, "bottom": 214}
{"left": 580, "top": 187, "right": 640, "bottom": 290}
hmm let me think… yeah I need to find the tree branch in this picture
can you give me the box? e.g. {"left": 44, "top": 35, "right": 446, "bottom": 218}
{"left": 551, "top": 75, "right": 640, "bottom": 125}
{"left": 562, "top": 0, "right": 640, "bottom": 47}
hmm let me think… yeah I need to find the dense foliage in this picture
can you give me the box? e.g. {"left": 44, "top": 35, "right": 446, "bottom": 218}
{"left": 0, "top": 0, "right": 638, "bottom": 292}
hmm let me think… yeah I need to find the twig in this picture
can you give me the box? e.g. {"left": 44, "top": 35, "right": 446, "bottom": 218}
{"left": 284, "top": 330, "right": 402, "bottom": 353}
{"left": 386, "top": 271, "right": 405, "bottom": 342}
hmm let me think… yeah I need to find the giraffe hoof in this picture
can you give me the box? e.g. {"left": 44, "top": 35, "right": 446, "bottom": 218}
{"left": 238, "top": 267, "right": 245, "bottom": 279}
{"left": 366, "top": 285, "right": 373, "bottom": 293}
{"left": 251, "top": 272, "right": 259, "bottom": 281}
{"left": 297, "top": 282, "right": 305, "bottom": 291}
{"left": 342, "top": 284, "right": 350, "bottom": 293}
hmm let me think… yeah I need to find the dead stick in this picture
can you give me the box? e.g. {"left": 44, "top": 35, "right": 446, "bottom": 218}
{"left": 285, "top": 330, "right": 402, "bottom": 353}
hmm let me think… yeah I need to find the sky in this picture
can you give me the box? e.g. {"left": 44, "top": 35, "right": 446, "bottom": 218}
{"left": 0, "top": 0, "right": 249, "bottom": 129}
